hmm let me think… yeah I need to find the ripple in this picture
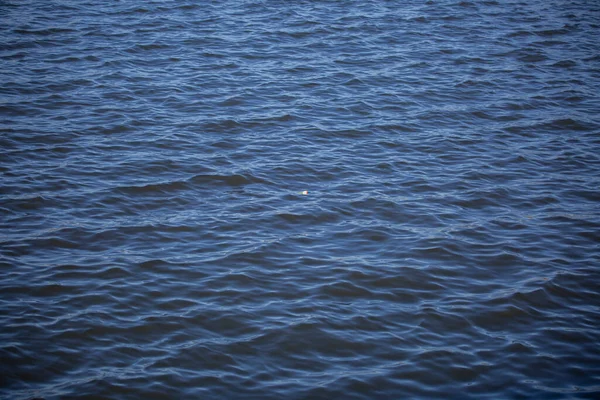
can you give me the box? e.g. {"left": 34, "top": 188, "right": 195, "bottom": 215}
{"left": 2, "top": 0, "right": 600, "bottom": 398}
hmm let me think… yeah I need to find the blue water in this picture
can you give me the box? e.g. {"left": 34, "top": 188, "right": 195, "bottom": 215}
{"left": 2, "top": 0, "right": 600, "bottom": 398}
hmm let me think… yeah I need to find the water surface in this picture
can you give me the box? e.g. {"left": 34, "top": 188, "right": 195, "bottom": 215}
{"left": 2, "top": 0, "right": 600, "bottom": 398}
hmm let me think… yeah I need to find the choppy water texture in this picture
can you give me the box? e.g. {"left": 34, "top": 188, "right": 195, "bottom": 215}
{"left": 2, "top": 0, "right": 600, "bottom": 398}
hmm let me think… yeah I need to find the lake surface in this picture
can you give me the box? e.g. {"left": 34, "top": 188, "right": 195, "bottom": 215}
{"left": 2, "top": 0, "right": 600, "bottom": 398}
